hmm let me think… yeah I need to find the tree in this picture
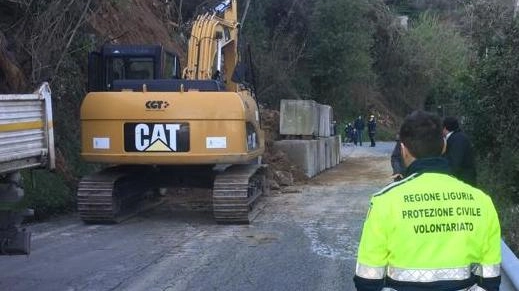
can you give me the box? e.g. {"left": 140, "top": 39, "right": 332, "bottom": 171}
{"left": 242, "top": 0, "right": 313, "bottom": 107}
{"left": 373, "top": 12, "right": 470, "bottom": 115}
{"left": 308, "top": 0, "right": 376, "bottom": 116}
{"left": 462, "top": 0, "right": 519, "bottom": 254}
{"left": 463, "top": 0, "right": 517, "bottom": 154}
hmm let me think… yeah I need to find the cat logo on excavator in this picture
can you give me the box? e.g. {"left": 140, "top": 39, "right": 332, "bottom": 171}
{"left": 124, "top": 123, "right": 188, "bottom": 152}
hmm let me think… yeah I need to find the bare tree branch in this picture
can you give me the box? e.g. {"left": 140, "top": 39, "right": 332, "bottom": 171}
{"left": 5, "top": 0, "right": 31, "bottom": 6}
{"left": 240, "top": 0, "right": 251, "bottom": 28}
{"left": 178, "top": 0, "right": 184, "bottom": 26}
{"left": 46, "top": 0, "right": 76, "bottom": 49}
{"left": 52, "top": 0, "right": 93, "bottom": 80}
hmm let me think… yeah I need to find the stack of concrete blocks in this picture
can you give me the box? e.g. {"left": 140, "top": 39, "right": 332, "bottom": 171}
{"left": 275, "top": 100, "right": 341, "bottom": 178}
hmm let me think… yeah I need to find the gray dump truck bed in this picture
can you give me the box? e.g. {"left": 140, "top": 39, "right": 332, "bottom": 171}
{"left": 0, "top": 82, "right": 55, "bottom": 174}
{"left": 0, "top": 82, "right": 54, "bottom": 255}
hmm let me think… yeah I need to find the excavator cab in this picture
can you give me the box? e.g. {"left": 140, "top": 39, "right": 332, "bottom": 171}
{"left": 87, "top": 44, "right": 181, "bottom": 92}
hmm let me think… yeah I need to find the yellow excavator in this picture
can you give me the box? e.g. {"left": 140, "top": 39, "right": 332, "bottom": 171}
{"left": 78, "top": 0, "right": 268, "bottom": 224}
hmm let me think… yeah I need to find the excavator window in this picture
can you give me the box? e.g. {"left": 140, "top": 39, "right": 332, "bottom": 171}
{"left": 127, "top": 59, "right": 153, "bottom": 79}
{"left": 164, "top": 52, "right": 181, "bottom": 79}
{"left": 105, "top": 57, "right": 154, "bottom": 90}
{"left": 88, "top": 45, "right": 183, "bottom": 91}
{"left": 110, "top": 58, "right": 125, "bottom": 82}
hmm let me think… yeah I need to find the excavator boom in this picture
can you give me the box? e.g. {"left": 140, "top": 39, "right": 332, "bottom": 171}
{"left": 184, "top": 0, "right": 240, "bottom": 91}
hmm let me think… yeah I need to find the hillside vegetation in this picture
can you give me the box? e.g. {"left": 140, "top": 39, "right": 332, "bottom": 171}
{"left": 0, "top": 0, "right": 518, "bottom": 254}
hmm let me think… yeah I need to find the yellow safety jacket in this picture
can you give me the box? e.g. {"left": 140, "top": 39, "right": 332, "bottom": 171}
{"left": 354, "top": 158, "right": 501, "bottom": 291}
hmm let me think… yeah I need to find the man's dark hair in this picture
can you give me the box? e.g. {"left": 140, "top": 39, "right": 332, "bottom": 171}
{"left": 442, "top": 116, "right": 460, "bottom": 132}
{"left": 399, "top": 110, "right": 444, "bottom": 159}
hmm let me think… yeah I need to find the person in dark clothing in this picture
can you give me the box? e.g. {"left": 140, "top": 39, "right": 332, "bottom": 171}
{"left": 344, "top": 123, "right": 354, "bottom": 144}
{"left": 442, "top": 116, "right": 477, "bottom": 186}
{"left": 354, "top": 115, "right": 365, "bottom": 146}
{"left": 367, "top": 115, "right": 376, "bottom": 147}
{"left": 390, "top": 134, "right": 405, "bottom": 181}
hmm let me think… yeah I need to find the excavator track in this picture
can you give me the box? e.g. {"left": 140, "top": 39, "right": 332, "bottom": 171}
{"left": 78, "top": 164, "right": 268, "bottom": 224}
{"left": 77, "top": 166, "right": 158, "bottom": 223}
{"left": 213, "top": 164, "right": 269, "bottom": 223}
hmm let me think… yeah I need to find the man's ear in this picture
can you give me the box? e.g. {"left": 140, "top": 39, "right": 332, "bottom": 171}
{"left": 400, "top": 142, "right": 415, "bottom": 167}
{"left": 400, "top": 142, "right": 407, "bottom": 158}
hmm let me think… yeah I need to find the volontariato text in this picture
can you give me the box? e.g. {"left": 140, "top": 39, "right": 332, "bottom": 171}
{"left": 400, "top": 191, "right": 482, "bottom": 234}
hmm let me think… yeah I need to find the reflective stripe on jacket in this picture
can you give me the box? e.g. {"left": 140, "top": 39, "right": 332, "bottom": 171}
{"left": 354, "top": 158, "right": 501, "bottom": 291}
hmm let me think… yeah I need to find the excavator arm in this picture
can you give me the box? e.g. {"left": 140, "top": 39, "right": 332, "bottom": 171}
{"left": 184, "top": 0, "right": 239, "bottom": 92}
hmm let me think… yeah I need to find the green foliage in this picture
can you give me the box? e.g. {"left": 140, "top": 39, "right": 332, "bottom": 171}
{"left": 242, "top": 0, "right": 314, "bottom": 108}
{"left": 463, "top": 1, "right": 519, "bottom": 181}
{"left": 405, "top": 13, "right": 470, "bottom": 106}
{"left": 387, "top": 0, "right": 464, "bottom": 19}
{"left": 21, "top": 170, "right": 74, "bottom": 220}
{"left": 20, "top": 31, "right": 98, "bottom": 219}
{"left": 243, "top": 0, "right": 471, "bottom": 129}
{"left": 466, "top": 0, "right": 515, "bottom": 58}
{"left": 461, "top": 0, "right": 519, "bottom": 254}
{"left": 308, "top": 0, "right": 376, "bottom": 117}
{"left": 374, "top": 126, "right": 397, "bottom": 142}
{"left": 387, "top": 0, "right": 420, "bottom": 18}
{"left": 466, "top": 45, "right": 519, "bottom": 155}
{"left": 52, "top": 32, "right": 100, "bottom": 178}
{"left": 375, "top": 12, "right": 470, "bottom": 115}
{"left": 477, "top": 148, "right": 519, "bottom": 253}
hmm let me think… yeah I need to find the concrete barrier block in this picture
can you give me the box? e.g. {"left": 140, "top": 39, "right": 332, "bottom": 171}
{"left": 335, "top": 135, "right": 342, "bottom": 165}
{"left": 280, "top": 100, "right": 319, "bottom": 136}
{"left": 325, "top": 138, "right": 332, "bottom": 169}
{"left": 318, "top": 105, "right": 332, "bottom": 137}
{"left": 318, "top": 139, "right": 326, "bottom": 172}
{"left": 273, "top": 140, "right": 319, "bottom": 178}
{"left": 335, "top": 135, "right": 341, "bottom": 165}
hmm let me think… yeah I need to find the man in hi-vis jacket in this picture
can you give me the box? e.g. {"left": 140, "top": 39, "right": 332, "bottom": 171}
{"left": 354, "top": 110, "right": 501, "bottom": 291}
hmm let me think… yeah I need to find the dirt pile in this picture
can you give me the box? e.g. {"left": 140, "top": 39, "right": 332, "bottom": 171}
{"left": 88, "top": 0, "right": 185, "bottom": 60}
{"left": 260, "top": 108, "right": 308, "bottom": 186}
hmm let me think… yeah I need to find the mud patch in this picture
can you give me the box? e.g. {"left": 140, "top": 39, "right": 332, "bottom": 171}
{"left": 239, "top": 230, "right": 280, "bottom": 247}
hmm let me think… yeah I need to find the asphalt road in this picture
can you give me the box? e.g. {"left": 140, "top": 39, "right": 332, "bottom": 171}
{"left": 0, "top": 142, "right": 395, "bottom": 291}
